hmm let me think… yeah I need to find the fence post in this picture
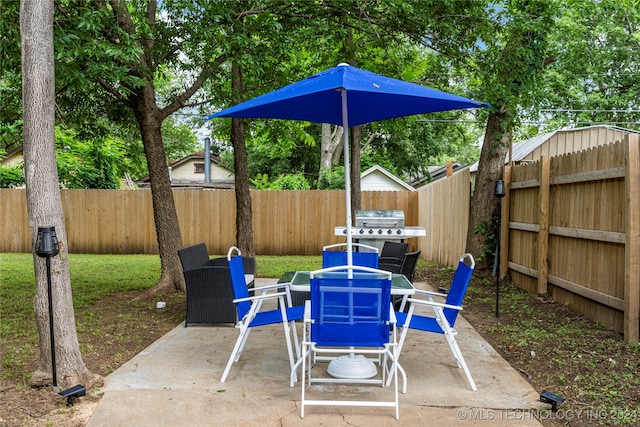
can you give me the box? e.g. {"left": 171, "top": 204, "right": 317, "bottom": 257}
{"left": 625, "top": 135, "right": 640, "bottom": 343}
{"left": 537, "top": 156, "right": 550, "bottom": 295}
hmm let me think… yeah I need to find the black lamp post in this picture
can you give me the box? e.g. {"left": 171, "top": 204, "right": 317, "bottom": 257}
{"left": 35, "top": 226, "right": 60, "bottom": 392}
{"left": 493, "top": 180, "right": 505, "bottom": 317}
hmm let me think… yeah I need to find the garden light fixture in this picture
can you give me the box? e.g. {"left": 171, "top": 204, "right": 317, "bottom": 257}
{"left": 493, "top": 180, "right": 505, "bottom": 317}
{"left": 35, "top": 226, "right": 60, "bottom": 392}
{"left": 35, "top": 226, "right": 85, "bottom": 404}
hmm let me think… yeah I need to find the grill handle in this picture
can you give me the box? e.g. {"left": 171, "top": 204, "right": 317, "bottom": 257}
{"left": 361, "top": 221, "right": 399, "bottom": 228}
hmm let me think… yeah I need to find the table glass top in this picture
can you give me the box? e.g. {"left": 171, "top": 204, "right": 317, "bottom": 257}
{"left": 287, "top": 270, "right": 413, "bottom": 291}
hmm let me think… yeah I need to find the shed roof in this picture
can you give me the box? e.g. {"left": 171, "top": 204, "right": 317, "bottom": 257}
{"left": 470, "top": 125, "right": 640, "bottom": 172}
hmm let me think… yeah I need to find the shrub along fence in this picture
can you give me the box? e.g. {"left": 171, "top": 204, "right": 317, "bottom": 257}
{"left": 499, "top": 134, "right": 639, "bottom": 342}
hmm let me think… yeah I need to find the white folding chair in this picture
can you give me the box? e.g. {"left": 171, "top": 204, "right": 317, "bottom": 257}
{"left": 297, "top": 265, "right": 405, "bottom": 420}
{"left": 220, "top": 246, "right": 304, "bottom": 383}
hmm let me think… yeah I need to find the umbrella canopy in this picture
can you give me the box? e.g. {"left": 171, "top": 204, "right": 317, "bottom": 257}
{"left": 204, "top": 63, "right": 489, "bottom": 126}
{"left": 205, "top": 63, "right": 489, "bottom": 266}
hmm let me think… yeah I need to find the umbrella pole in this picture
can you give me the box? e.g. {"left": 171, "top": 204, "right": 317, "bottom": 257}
{"left": 341, "top": 89, "right": 354, "bottom": 271}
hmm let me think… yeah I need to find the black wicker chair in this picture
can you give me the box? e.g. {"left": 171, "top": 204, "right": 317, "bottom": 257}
{"left": 178, "top": 243, "right": 254, "bottom": 326}
{"left": 400, "top": 250, "right": 421, "bottom": 283}
{"left": 378, "top": 241, "right": 409, "bottom": 274}
{"left": 392, "top": 249, "right": 421, "bottom": 312}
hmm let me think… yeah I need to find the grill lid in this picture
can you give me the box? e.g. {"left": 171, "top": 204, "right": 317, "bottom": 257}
{"left": 355, "top": 210, "right": 404, "bottom": 228}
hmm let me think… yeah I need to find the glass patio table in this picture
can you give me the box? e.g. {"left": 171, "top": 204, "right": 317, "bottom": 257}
{"left": 281, "top": 270, "right": 414, "bottom": 295}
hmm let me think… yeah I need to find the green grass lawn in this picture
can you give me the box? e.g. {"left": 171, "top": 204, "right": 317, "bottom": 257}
{"left": 0, "top": 252, "right": 322, "bottom": 380}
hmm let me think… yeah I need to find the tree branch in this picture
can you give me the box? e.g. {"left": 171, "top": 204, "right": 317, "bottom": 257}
{"left": 159, "top": 54, "right": 228, "bottom": 120}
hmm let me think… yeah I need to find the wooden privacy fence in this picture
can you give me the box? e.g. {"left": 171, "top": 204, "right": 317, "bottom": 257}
{"left": 499, "top": 135, "right": 640, "bottom": 342}
{"left": 417, "top": 168, "right": 470, "bottom": 267}
{"left": 1, "top": 189, "right": 421, "bottom": 255}
{"left": 1, "top": 176, "right": 468, "bottom": 264}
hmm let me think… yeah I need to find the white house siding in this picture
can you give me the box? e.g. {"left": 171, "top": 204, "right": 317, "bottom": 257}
{"left": 361, "top": 172, "right": 409, "bottom": 191}
{"left": 170, "top": 159, "right": 233, "bottom": 182}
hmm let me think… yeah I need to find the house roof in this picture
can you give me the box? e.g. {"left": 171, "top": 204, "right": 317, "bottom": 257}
{"left": 1, "top": 146, "right": 24, "bottom": 167}
{"left": 361, "top": 165, "right": 416, "bottom": 191}
{"left": 410, "top": 162, "right": 466, "bottom": 188}
{"left": 469, "top": 125, "right": 640, "bottom": 172}
{"left": 167, "top": 151, "right": 225, "bottom": 169}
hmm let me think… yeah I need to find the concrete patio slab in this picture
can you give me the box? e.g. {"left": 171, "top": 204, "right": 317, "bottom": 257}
{"left": 87, "top": 279, "right": 545, "bottom": 426}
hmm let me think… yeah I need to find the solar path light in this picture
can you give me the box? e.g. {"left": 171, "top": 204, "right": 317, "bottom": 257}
{"left": 493, "top": 180, "right": 505, "bottom": 317}
{"left": 35, "top": 226, "right": 85, "bottom": 405}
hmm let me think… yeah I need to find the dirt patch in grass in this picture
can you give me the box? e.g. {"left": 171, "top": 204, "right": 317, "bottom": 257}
{"left": 1, "top": 264, "right": 639, "bottom": 426}
{"left": 419, "top": 262, "right": 640, "bottom": 426}
{"left": 0, "top": 291, "right": 185, "bottom": 426}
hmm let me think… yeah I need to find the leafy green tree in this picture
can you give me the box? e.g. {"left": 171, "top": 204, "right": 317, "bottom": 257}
{"left": 209, "top": 1, "right": 491, "bottom": 195}
{"left": 161, "top": 118, "right": 200, "bottom": 164}
{"left": 318, "top": 166, "right": 347, "bottom": 190}
{"left": 466, "top": 0, "right": 556, "bottom": 265}
{"left": 0, "top": 1, "right": 22, "bottom": 152}
{"left": 50, "top": 1, "right": 253, "bottom": 293}
{"left": 0, "top": 164, "right": 24, "bottom": 188}
{"left": 250, "top": 172, "right": 310, "bottom": 190}
{"left": 537, "top": 0, "right": 640, "bottom": 131}
{"left": 55, "top": 127, "right": 124, "bottom": 189}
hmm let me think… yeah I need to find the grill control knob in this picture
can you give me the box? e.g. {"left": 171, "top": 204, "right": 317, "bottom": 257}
{"left": 368, "top": 229, "right": 374, "bottom": 234}
{"left": 342, "top": 229, "right": 347, "bottom": 235}
{"left": 359, "top": 229, "right": 364, "bottom": 234}
{"left": 387, "top": 229, "right": 393, "bottom": 234}
{"left": 377, "top": 229, "right": 383, "bottom": 235}
{"left": 396, "top": 229, "right": 402, "bottom": 235}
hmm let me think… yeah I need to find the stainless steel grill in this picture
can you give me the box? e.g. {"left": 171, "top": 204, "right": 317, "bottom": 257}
{"left": 334, "top": 209, "right": 426, "bottom": 252}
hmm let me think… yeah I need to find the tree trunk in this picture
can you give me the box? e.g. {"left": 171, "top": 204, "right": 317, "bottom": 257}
{"left": 320, "top": 124, "right": 343, "bottom": 165}
{"left": 231, "top": 62, "right": 255, "bottom": 258}
{"left": 133, "top": 84, "right": 185, "bottom": 293}
{"left": 466, "top": 109, "right": 511, "bottom": 269}
{"left": 21, "top": 0, "right": 101, "bottom": 389}
{"left": 350, "top": 125, "right": 362, "bottom": 217}
{"left": 318, "top": 124, "right": 344, "bottom": 187}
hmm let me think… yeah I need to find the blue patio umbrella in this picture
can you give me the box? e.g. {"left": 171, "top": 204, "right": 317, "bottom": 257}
{"left": 205, "top": 63, "right": 489, "bottom": 265}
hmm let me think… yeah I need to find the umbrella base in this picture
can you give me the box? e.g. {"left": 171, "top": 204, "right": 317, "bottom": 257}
{"left": 327, "top": 354, "right": 377, "bottom": 379}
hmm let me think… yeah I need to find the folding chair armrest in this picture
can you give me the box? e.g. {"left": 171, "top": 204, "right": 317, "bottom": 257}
{"left": 413, "top": 289, "right": 448, "bottom": 299}
{"left": 248, "top": 282, "right": 288, "bottom": 294}
{"left": 407, "top": 297, "right": 463, "bottom": 312}
{"left": 389, "top": 302, "right": 397, "bottom": 325}
{"left": 233, "top": 291, "right": 288, "bottom": 304}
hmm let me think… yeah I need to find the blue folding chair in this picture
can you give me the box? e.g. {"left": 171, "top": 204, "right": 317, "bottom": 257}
{"left": 394, "top": 253, "right": 477, "bottom": 391}
{"left": 297, "top": 265, "right": 405, "bottom": 420}
{"left": 220, "top": 246, "right": 304, "bottom": 383}
{"left": 321, "top": 243, "right": 379, "bottom": 269}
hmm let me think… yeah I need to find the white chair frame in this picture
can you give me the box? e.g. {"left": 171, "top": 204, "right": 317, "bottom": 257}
{"left": 220, "top": 246, "right": 301, "bottom": 383}
{"left": 294, "top": 266, "right": 406, "bottom": 420}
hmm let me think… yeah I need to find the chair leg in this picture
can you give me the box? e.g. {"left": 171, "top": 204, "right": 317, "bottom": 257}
{"left": 443, "top": 330, "right": 477, "bottom": 391}
{"left": 235, "top": 327, "right": 252, "bottom": 362}
{"left": 278, "top": 300, "right": 298, "bottom": 384}
{"left": 392, "top": 346, "right": 399, "bottom": 421}
{"left": 290, "top": 346, "right": 309, "bottom": 387}
{"left": 384, "top": 347, "right": 407, "bottom": 393}
{"left": 291, "top": 321, "right": 300, "bottom": 359}
{"left": 300, "top": 342, "right": 309, "bottom": 418}
{"left": 282, "top": 320, "right": 298, "bottom": 384}
{"left": 220, "top": 325, "right": 249, "bottom": 383}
